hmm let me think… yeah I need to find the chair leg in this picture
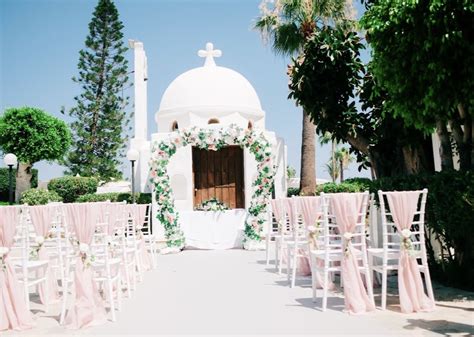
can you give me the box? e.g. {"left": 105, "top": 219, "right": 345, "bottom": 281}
{"left": 265, "top": 235, "right": 270, "bottom": 265}
{"left": 423, "top": 268, "right": 436, "bottom": 304}
{"left": 291, "top": 247, "right": 298, "bottom": 288}
{"left": 107, "top": 280, "right": 116, "bottom": 322}
{"left": 123, "top": 264, "right": 132, "bottom": 298}
{"left": 286, "top": 248, "right": 291, "bottom": 284}
{"left": 278, "top": 242, "right": 284, "bottom": 275}
{"left": 322, "top": 268, "right": 329, "bottom": 311}
{"left": 311, "top": 262, "right": 317, "bottom": 302}
{"left": 381, "top": 267, "right": 387, "bottom": 310}
{"left": 59, "top": 281, "right": 68, "bottom": 325}
{"left": 116, "top": 277, "right": 122, "bottom": 312}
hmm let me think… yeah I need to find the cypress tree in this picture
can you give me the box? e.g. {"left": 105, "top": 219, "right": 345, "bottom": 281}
{"left": 67, "top": 0, "right": 130, "bottom": 179}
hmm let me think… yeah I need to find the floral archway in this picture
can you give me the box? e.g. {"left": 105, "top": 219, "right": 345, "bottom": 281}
{"left": 149, "top": 124, "right": 275, "bottom": 250}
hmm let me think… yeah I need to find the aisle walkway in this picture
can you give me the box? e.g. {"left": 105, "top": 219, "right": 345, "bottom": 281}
{"left": 7, "top": 249, "right": 474, "bottom": 336}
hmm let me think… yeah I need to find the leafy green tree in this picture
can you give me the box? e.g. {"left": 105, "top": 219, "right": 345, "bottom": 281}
{"left": 67, "top": 0, "right": 130, "bottom": 180}
{"left": 286, "top": 165, "right": 296, "bottom": 179}
{"left": 255, "top": 0, "right": 350, "bottom": 195}
{"left": 0, "top": 107, "right": 71, "bottom": 200}
{"left": 288, "top": 25, "right": 433, "bottom": 177}
{"left": 360, "top": 0, "right": 474, "bottom": 170}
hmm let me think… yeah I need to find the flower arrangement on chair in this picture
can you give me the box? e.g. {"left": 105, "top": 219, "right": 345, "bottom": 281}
{"left": 194, "top": 198, "right": 230, "bottom": 212}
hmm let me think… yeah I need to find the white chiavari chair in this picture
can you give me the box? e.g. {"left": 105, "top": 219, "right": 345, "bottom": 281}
{"left": 286, "top": 196, "right": 310, "bottom": 288}
{"left": 310, "top": 192, "right": 373, "bottom": 311}
{"left": 11, "top": 205, "right": 50, "bottom": 312}
{"left": 367, "top": 189, "right": 435, "bottom": 310}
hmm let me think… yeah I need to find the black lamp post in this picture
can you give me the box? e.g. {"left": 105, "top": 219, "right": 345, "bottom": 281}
{"left": 126, "top": 148, "right": 139, "bottom": 204}
{"left": 3, "top": 153, "right": 17, "bottom": 205}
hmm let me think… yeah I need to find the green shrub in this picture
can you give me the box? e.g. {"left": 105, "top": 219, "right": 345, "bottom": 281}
{"left": 19, "top": 188, "right": 62, "bottom": 205}
{"left": 316, "top": 181, "right": 368, "bottom": 194}
{"left": 287, "top": 187, "right": 300, "bottom": 197}
{"left": 48, "top": 176, "right": 98, "bottom": 203}
{"left": 77, "top": 192, "right": 151, "bottom": 204}
{"left": 0, "top": 168, "right": 38, "bottom": 201}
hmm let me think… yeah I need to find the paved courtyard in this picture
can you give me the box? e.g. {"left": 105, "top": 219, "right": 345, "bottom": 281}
{"left": 6, "top": 248, "right": 474, "bottom": 336}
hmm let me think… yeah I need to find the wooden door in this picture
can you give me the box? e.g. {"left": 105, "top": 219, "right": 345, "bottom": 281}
{"left": 192, "top": 146, "right": 245, "bottom": 209}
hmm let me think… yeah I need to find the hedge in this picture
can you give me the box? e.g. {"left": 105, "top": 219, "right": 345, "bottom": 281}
{"left": 77, "top": 192, "right": 152, "bottom": 204}
{"left": 19, "top": 188, "right": 62, "bottom": 205}
{"left": 0, "top": 168, "right": 38, "bottom": 201}
{"left": 48, "top": 176, "right": 98, "bottom": 203}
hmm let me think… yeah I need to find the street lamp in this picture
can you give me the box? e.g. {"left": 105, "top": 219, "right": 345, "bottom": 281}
{"left": 3, "top": 153, "right": 17, "bottom": 205}
{"left": 126, "top": 148, "right": 139, "bottom": 204}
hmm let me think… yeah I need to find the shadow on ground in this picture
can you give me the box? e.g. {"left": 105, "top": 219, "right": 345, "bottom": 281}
{"left": 404, "top": 319, "right": 474, "bottom": 336}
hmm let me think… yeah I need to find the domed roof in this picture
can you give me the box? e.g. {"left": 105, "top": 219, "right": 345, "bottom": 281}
{"left": 157, "top": 43, "right": 264, "bottom": 119}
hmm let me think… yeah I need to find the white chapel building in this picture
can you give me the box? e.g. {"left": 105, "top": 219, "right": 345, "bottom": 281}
{"left": 128, "top": 41, "right": 287, "bottom": 242}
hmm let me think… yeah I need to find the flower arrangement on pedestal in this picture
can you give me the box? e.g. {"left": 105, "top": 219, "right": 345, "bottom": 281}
{"left": 195, "top": 198, "right": 229, "bottom": 212}
{"left": 149, "top": 124, "right": 275, "bottom": 250}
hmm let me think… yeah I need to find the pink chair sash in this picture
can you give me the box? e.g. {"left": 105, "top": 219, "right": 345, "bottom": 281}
{"left": 28, "top": 205, "right": 60, "bottom": 305}
{"left": 298, "top": 196, "right": 321, "bottom": 229}
{"left": 64, "top": 203, "right": 106, "bottom": 329}
{"left": 331, "top": 193, "right": 375, "bottom": 314}
{"left": 0, "top": 206, "right": 33, "bottom": 331}
{"left": 386, "top": 191, "right": 435, "bottom": 313}
{"left": 270, "top": 199, "right": 284, "bottom": 226}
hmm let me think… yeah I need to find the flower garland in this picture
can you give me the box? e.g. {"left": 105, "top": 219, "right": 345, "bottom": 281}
{"left": 149, "top": 124, "right": 275, "bottom": 250}
{"left": 195, "top": 198, "right": 229, "bottom": 212}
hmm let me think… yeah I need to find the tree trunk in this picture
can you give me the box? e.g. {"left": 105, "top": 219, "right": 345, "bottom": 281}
{"left": 451, "top": 104, "right": 473, "bottom": 171}
{"left": 299, "top": 109, "right": 316, "bottom": 195}
{"left": 402, "top": 145, "right": 420, "bottom": 174}
{"left": 339, "top": 158, "right": 344, "bottom": 182}
{"left": 436, "top": 121, "right": 454, "bottom": 170}
{"left": 331, "top": 141, "right": 337, "bottom": 183}
{"left": 15, "top": 162, "right": 32, "bottom": 202}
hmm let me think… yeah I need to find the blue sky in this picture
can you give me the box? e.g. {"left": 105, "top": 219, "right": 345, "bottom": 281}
{"left": 0, "top": 0, "right": 370, "bottom": 182}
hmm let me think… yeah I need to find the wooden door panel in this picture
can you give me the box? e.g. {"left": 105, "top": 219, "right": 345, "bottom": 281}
{"left": 192, "top": 146, "right": 244, "bottom": 209}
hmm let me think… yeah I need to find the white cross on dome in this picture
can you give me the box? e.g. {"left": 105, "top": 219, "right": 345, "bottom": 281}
{"left": 198, "top": 42, "right": 222, "bottom": 67}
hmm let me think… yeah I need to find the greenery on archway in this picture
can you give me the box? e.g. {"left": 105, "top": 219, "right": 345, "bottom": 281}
{"left": 149, "top": 124, "right": 275, "bottom": 249}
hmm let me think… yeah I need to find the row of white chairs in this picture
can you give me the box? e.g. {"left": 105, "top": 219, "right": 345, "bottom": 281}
{"left": 266, "top": 190, "right": 435, "bottom": 312}
{"left": 8, "top": 201, "right": 157, "bottom": 324}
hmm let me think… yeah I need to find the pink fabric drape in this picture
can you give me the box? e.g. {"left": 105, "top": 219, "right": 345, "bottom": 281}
{"left": 280, "top": 198, "right": 311, "bottom": 276}
{"left": 270, "top": 199, "right": 284, "bottom": 226}
{"left": 298, "top": 196, "right": 321, "bottom": 230}
{"left": 28, "top": 205, "right": 60, "bottom": 305}
{"left": 331, "top": 193, "right": 375, "bottom": 314}
{"left": 0, "top": 206, "right": 33, "bottom": 331}
{"left": 133, "top": 204, "right": 152, "bottom": 271}
{"left": 64, "top": 203, "right": 106, "bottom": 329}
{"left": 386, "top": 191, "right": 435, "bottom": 313}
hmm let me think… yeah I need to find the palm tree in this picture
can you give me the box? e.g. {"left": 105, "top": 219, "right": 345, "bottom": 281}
{"left": 255, "top": 0, "right": 349, "bottom": 195}
{"left": 324, "top": 161, "right": 339, "bottom": 182}
{"left": 319, "top": 131, "right": 338, "bottom": 182}
{"left": 335, "top": 146, "right": 353, "bottom": 182}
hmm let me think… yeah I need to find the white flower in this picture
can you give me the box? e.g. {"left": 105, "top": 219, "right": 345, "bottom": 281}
{"left": 0, "top": 247, "right": 9, "bottom": 257}
{"left": 79, "top": 243, "right": 90, "bottom": 254}
{"left": 35, "top": 235, "right": 45, "bottom": 245}
{"left": 106, "top": 236, "right": 113, "bottom": 244}
{"left": 344, "top": 232, "right": 353, "bottom": 240}
{"left": 401, "top": 229, "right": 411, "bottom": 238}
{"left": 307, "top": 226, "right": 317, "bottom": 233}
